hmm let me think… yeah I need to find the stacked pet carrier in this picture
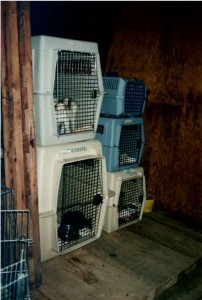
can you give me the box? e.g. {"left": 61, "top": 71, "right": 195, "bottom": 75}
{"left": 32, "top": 35, "right": 108, "bottom": 261}
{"left": 1, "top": 185, "right": 32, "bottom": 300}
{"left": 96, "top": 76, "right": 147, "bottom": 233}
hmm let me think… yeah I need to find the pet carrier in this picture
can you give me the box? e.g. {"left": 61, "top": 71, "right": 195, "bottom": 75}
{"left": 32, "top": 35, "right": 104, "bottom": 146}
{"left": 101, "top": 76, "right": 147, "bottom": 117}
{"left": 1, "top": 186, "right": 32, "bottom": 300}
{"left": 102, "top": 167, "right": 146, "bottom": 233}
{"left": 96, "top": 116, "right": 145, "bottom": 171}
{"left": 36, "top": 140, "right": 108, "bottom": 262}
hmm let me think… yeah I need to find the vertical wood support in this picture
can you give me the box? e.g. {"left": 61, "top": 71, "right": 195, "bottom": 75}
{"left": 1, "top": 1, "right": 25, "bottom": 209}
{"left": 1, "top": 1, "right": 42, "bottom": 288}
{"left": 17, "top": 1, "right": 42, "bottom": 288}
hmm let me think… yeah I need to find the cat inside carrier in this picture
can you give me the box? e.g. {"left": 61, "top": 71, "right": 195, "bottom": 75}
{"left": 36, "top": 140, "right": 108, "bottom": 261}
{"left": 56, "top": 158, "right": 105, "bottom": 255}
{"left": 103, "top": 167, "right": 146, "bottom": 233}
{"left": 32, "top": 35, "right": 104, "bottom": 145}
{"left": 96, "top": 116, "right": 145, "bottom": 171}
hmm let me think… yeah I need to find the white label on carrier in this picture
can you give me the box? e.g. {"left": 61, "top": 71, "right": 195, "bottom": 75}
{"left": 124, "top": 119, "right": 133, "bottom": 124}
{"left": 124, "top": 169, "right": 137, "bottom": 176}
{"left": 61, "top": 147, "right": 87, "bottom": 154}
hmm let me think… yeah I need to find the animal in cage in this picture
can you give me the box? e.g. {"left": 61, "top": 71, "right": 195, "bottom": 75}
{"left": 58, "top": 211, "right": 93, "bottom": 242}
{"left": 36, "top": 140, "right": 108, "bottom": 261}
{"left": 102, "top": 168, "right": 146, "bottom": 233}
{"left": 54, "top": 98, "right": 78, "bottom": 134}
{"left": 32, "top": 35, "right": 104, "bottom": 146}
{"left": 56, "top": 160, "right": 105, "bottom": 254}
{"left": 118, "top": 182, "right": 144, "bottom": 226}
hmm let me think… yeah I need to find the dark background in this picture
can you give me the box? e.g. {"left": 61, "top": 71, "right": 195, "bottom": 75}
{"left": 30, "top": 2, "right": 201, "bottom": 72}
{"left": 30, "top": 1, "right": 124, "bottom": 71}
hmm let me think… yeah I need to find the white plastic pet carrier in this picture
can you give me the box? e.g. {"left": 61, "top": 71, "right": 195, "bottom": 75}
{"left": 36, "top": 140, "right": 108, "bottom": 262}
{"left": 103, "top": 167, "right": 146, "bottom": 233}
{"left": 101, "top": 76, "right": 147, "bottom": 117}
{"left": 32, "top": 35, "right": 104, "bottom": 145}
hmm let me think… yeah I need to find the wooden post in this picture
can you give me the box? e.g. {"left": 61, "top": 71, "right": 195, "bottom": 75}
{"left": 1, "top": 1, "right": 25, "bottom": 209}
{"left": 1, "top": 1, "right": 42, "bottom": 288}
{"left": 17, "top": 1, "right": 42, "bottom": 288}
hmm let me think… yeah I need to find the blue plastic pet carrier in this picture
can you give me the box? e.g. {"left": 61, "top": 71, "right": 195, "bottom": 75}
{"left": 96, "top": 116, "right": 145, "bottom": 171}
{"left": 101, "top": 76, "right": 147, "bottom": 117}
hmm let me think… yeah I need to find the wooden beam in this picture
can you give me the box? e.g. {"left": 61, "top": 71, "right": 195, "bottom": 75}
{"left": 17, "top": 1, "right": 42, "bottom": 288}
{"left": 1, "top": 1, "right": 42, "bottom": 288}
{"left": 1, "top": 1, "right": 25, "bottom": 209}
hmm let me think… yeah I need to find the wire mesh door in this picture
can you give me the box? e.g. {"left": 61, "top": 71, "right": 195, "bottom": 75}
{"left": 124, "top": 81, "right": 146, "bottom": 115}
{"left": 118, "top": 124, "right": 143, "bottom": 167}
{"left": 1, "top": 250, "right": 30, "bottom": 300}
{"left": 118, "top": 177, "right": 144, "bottom": 227}
{"left": 1, "top": 210, "right": 32, "bottom": 268}
{"left": 1, "top": 186, "right": 32, "bottom": 300}
{"left": 53, "top": 50, "right": 100, "bottom": 135}
{"left": 57, "top": 158, "right": 104, "bottom": 254}
{"left": 1, "top": 185, "right": 14, "bottom": 210}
